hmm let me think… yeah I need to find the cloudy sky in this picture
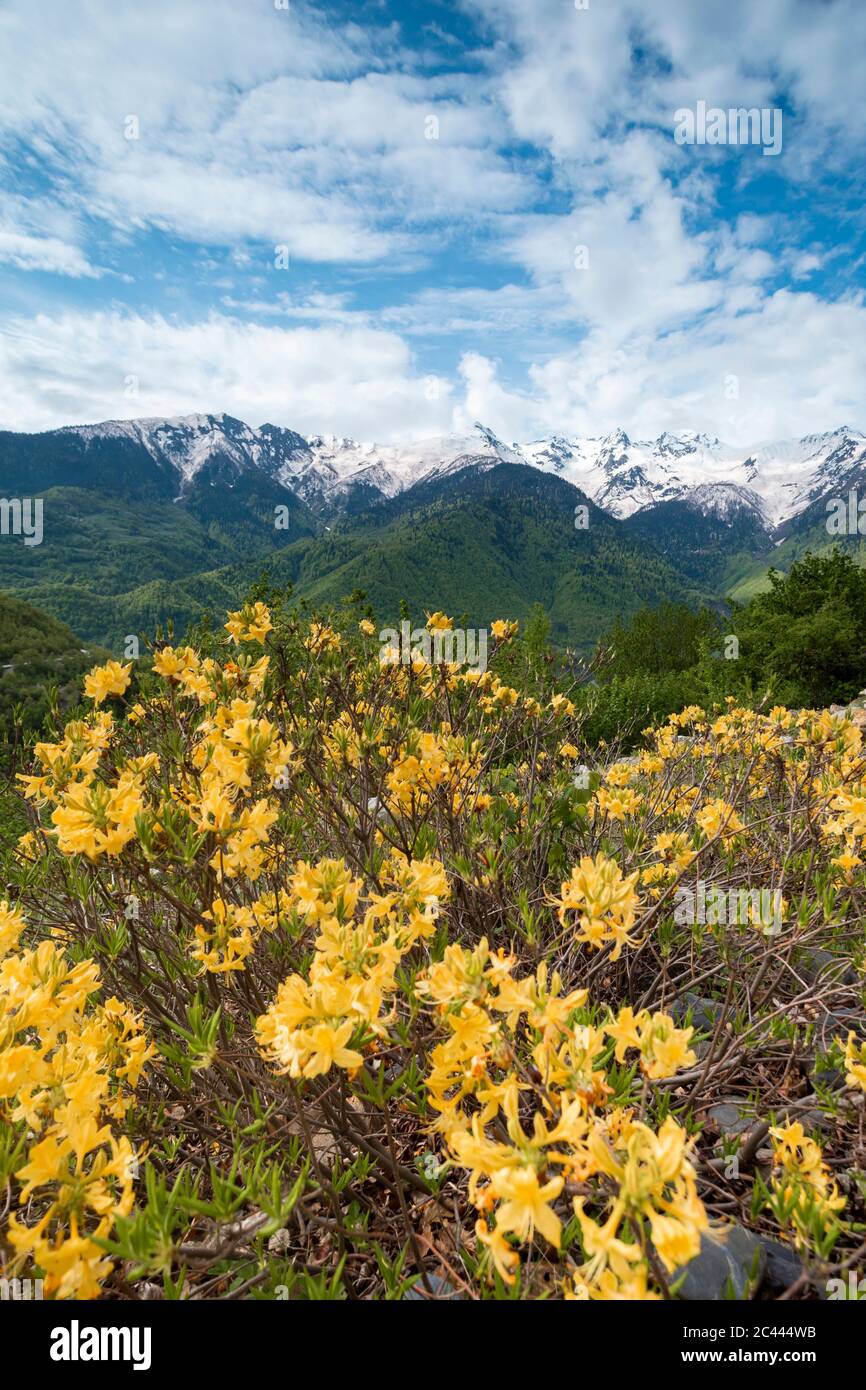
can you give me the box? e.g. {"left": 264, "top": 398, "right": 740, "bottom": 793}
{"left": 0, "top": 0, "right": 864, "bottom": 443}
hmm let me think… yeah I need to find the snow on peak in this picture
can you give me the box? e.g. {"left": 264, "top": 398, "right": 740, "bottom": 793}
{"left": 49, "top": 414, "right": 866, "bottom": 527}
{"left": 679, "top": 482, "right": 768, "bottom": 523}
{"left": 517, "top": 425, "right": 866, "bottom": 525}
{"left": 471, "top": 422, "right": 523, "bottom": 462}
{"left": 602, "top": 426, "right": 631, "bottom": 447}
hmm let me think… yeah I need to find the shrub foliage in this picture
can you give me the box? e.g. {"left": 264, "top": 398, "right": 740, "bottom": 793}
{"left": 1, "top": 597, "right": 865, "bottom": 1300}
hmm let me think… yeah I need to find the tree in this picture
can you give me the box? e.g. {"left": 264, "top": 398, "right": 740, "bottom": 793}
{"left": 732, "top": 550, "right": 866, "bottom": 706}
{"left": 600, "top": 603, "right": 721, "bottom": 679}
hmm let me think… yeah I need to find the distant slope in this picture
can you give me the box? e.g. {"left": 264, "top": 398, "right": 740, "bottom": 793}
{"left": 289, "top": 465, "right": 707, "bottom": 646}
{"left": 726, "top": 447, "right": 866, "bottom": 600}
{"left": 9, "top": 464, "right": 707, "bottom": 651}
{"left": 0, "top": 414, "right": 319, "bottom": 604}
{"left": 0, "top": 592, "right": 108, "bottom": 734}
{"left": 623, "top": 485, "right": 773, "bottom": 590}
{"left": 9, "top": 411, "right": 865, "bottom": 650}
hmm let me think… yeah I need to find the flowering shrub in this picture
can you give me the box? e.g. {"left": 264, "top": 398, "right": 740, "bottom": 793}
{"left": 1, "top": 597, "right": 864, "bottom": 1299}
{"left": 0, "top": 903, "right": 152, "bottom": 1297}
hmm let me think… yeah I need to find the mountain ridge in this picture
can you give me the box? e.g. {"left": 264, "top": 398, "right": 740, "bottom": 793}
{"left": 8, "top": 413, "right": 865, "bottom": 530}
{"left": 4, "top": 412, "right": 866, "bottom": 653}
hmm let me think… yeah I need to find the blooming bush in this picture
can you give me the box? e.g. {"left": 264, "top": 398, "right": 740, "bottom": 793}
{"left": 1, "top": 597, "right": 865, "bottom": 1300}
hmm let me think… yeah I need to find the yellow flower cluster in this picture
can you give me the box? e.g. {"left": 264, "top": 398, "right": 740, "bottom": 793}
{"left": 256, "top": 855, "right": 449, "bottom": 1079}
{"left": 591, "top": 785, "right": 644, "bottom": 822}
{"left": 18, "top": 714, "right": 150, "bottom": 862}
{"left": 20, "top": 713, "right": 114, "bottom": 801}
{"left": 417, "top": 938, "right": 705, "bottom": 1296}
{"left": 769, "top": 1121, "right": 846, "bottom": 1249}
{"left": 695, "top": 798, "right": 745, "bottom": 843}
{"left": 51, "top": 769, "right": 147, "bottom": 860}
{"left": 0, "top": 902, "right": 152, "bottom": 1298}
{"left": 192, "top": 892, "right": 284, "bottom": 974}
{"left": 19, "top": 612, "right": 296, "bottom": 934}
{"left": 83, "top": 659, "right": 131, "bottom": 706}
{"left": 189, "top": 697, "right": 293, "bottom": 882}
{"left": 225, "top": 601, "right": 273, "bottom": 644}
{"left": 842, "top": 1032, "right": 866, "bottom": 1091}
{"left": 304, "top": 620, "right": 342, "bottom": 654}
{"left": 824, "top": 787, "right": 866, "bottom": 842}
{"left": 14, "top": 603, "right": 866, "bottom": 1300}
{"left": 553, "top": 853, "right": 642, "bottom": 959}
{"left": 606, "top": 1005, "right": 696, "bottom": 1079}
{"left": 571, "top": 1115, "right": 708, "bottom": 1296}
{"left": 385, "top": 728, "right": 481, "bottom": 815}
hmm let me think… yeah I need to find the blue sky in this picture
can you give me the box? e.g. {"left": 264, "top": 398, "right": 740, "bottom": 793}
{"left": 0, "top": 0, "right": 864, "bottom": 443}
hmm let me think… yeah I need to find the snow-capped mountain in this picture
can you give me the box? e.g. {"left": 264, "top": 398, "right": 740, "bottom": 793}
{"left": 675, "top": 482, "right": 768, "bottom": 522}
{"left": 59, "top": 413, "right": 309, "bottom": 494}
{"left": 277, "top": 425, "right": 518, "bottom": 506}
{"left": 520, "top": 425, "right": 866, "bottom": 527}
{"left": 45, "top": 413, "right": 866, "bottom": 529}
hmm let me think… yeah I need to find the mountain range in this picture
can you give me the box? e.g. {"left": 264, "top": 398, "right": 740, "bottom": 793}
{"left": 2, "top": 413, "right": 865, "bottom": 652}
{"left": 27, "top": 412, "right": 865, "bottom": 525}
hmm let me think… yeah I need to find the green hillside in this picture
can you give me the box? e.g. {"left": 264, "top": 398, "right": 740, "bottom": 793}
{"left": 727, "top": 521, "right": 866, "bottom": 602}
{"left": 0, "top": 592, "right": 109, "bottom": 737}
{"left": 622, "top": 496, "right": 771, "bottom": 591}
{"left": 7, "top": 465, "right": 709, "bottom": 652}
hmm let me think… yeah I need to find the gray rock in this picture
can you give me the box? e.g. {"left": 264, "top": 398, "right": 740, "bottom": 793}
{"left": 675, "top": 992, "right": 723, "bottom": 1033}
{"left": 757, "top": 1236, "right": 804, "bottom": 1295}
{"left": 404, "top": 1273, "right": 461, "bottom": 1300}
{"left": 817, "top": 1006, "right": 864, "bottom": 1034}
{"left": 794, "top": 1106, "right": 834, "bottom": 1132}
{"left": 812, "top": 1066, "right": 847, "bottom": 1090}
{"left": 797, "top": 948, "right": 858, "bottom": 989}
{"left": 707, "top": 1100, "right": 754, "bottom": 1136}
{"left": 674, "top": 1226, "right": 764, "bottom": 1300}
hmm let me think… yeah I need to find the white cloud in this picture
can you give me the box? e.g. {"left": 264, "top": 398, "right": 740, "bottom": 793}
{"left": 452, "top": 351, "right": 538, "bottom": 440}
{"left": 0, "top": 193, "right": 104, "bottom": 278}
{"left": 0, "top": 0, "right": 862, "bottom": 443}
{"left": 522, "top": 287, "right": 866, "bottom": 443}
{"left": 505, "top": 144, "right": 722, "bottom": 345}
{"left": 467, "top": 0, "right": 866, "bottom": 163}
{"left": 0, "top": 0, "right": 526, "bottom": 265}
{"left": 0, "top": 310, "right": 454, "bottom": 439}
{"left": 2, "top": 290, "right": 864, "bottom": 449}
{"left": 0, "top": 229, "right": 100, "bottom": 278}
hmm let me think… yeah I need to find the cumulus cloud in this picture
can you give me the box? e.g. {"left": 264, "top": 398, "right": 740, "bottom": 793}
{"left": 3, "top": 287, "right": 864, "bottom": 448}
{"left": 0, "top": 310, "right": 455, "bottom": 439}
{"left": 0, "top": 0, "right": 862, "bottom": 439}
{"left": 0, "top": 229, "right": 101, "bottom": 278}
{"left": 522, "top": 287, "right": 866, "bottom": 444}
{"left": 0, "top": 0, "right": 525, "bottom": 266}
